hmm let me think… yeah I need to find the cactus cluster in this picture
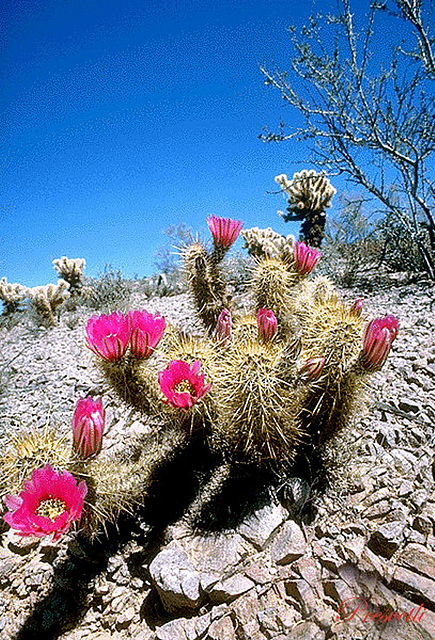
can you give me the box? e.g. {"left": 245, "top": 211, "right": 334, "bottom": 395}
{"left": 0, "top": 256, "right": 84, "bottom": 324}
{"left": 276, "top": 170, "right": 336, "bottom": 213}
{"left": 0, "top": 277, "right": 28, "bottom": 314}
{"left": 27, "top": 280, "right": 70, "bottom": 326}
{"left": 241, "top": 227, "right": 295, "bottom": 262}
{"left": 52, "top": 256, "right": 86, "bottom": 295}
{"left": 1, "top": 212, "right": 400, "bottom": 542}
{"left": 275, "top": 170, "right": 337, "bottom": 247}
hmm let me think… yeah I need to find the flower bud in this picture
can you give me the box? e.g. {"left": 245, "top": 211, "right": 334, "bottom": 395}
{"left": 257, "top": 308, "right": 278, "bottom": 341}
{"left": 72, "top": 396, "right": 105, "bottom": 459}
{"left": 350, "top": 298, "right": 363, "bottom": 318}
{"left": 293, "top": 241, "right": 321, "bottom": 275}
{"left": 359, "top": 315, "right": 399, "bottom": 371}
{"left": 298, "top": 357, "right": 325, "bottom": 381}
{"left": 215, "top": 308, "right": 232, "bottom": 343}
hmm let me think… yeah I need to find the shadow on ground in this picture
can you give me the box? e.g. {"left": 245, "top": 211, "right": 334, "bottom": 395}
{"left": 10, "top": 436, "right": 327, "bottom": 639}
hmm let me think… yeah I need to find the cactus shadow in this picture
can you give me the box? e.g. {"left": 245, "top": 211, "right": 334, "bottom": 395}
{"left": 184, "top": 441, "right": 329, "bottom": 533}
{"left": 9, "top": 435, "right": 329, "bottom": 638}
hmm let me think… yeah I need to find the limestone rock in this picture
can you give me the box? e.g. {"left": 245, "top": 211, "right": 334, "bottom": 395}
{"left": 238, "top": 503, "right": 287, "bottom": 549}
{"left": 285, "top": 620, "right": 325, "bottom": 639}
{"left": 270, "top": 520, "right": 306, "bottom": 565}
{"left": 389, "top": 565, "right": 435, "bottom": 610}
{"left": 148, "top": 544, "right": 203, "bottom": 613}
{"left": 209, "top": 574, "right": 255, "bottom": 603}
{"left": 368, "top": 520, "right": 406, "bottom": 558}
{"left": 393, "top": 543, "right": 435, "bottom": 582}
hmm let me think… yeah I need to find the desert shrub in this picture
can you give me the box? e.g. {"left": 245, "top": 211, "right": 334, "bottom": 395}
{"left": 156, "top": 268, "right": 188, "bottom": 296}
{"left": 374, "top": 211, "right": 431, "bottom": 275}
{"left": 154, "top": 223, "right": 195, "bottom": 274}
{"left": 134, "top": 271, "right": 187, "bottom": 298}
{"left": 153, "top": 223, "right": 199, "bottom": 297}
{"left": 319, "top": 197, "right": 383, "bottom": 287}
{"left": 0, "top": 309, "right": 25, "bottom": 330}
{"left": 134, "top": 276, "right": 156, "bottom": 299}
{"left": 81, "top": 265, "right": 134, "bottom": 313}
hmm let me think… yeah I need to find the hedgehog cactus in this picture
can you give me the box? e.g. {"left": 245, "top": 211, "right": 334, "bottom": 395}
{"left": 1, "top": 214, "right": 399, "bottom": 541}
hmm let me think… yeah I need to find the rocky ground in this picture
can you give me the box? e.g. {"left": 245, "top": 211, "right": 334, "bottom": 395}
{"left": 0, "top": 275, "right": 434, "bottom": 640}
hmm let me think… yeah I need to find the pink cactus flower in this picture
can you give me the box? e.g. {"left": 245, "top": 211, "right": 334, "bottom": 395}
{"left": 72, "top": 396, "right": 105, "bottom": 460}
{"left": 350, "top": 298, "right": 364, "bottom": 318}
{"left": 158, "top": 360, "right": 212, "bottom": 410}
{"left": 207, "top": 215, "right": 243, "bottom": 249}
{"left": 299, "top": 357, "right": 325, "bottom": 381}
{"left": 215, "top": 308, "right": 232, "bottom": 343}
{"left": 128, "top": 310, "right": 166, "bottom": 358}
{"left": 257, "top": 308, "right": 278, "bottom": 341}
{"left": 360, "top": 315, "right": 399, "bottom": 371}
{"left": 86, "top": 312, "right": 131, "bottom": 361}
{"left": 3, "top": 465, "right": 87, "bottom": 541}
{"left": 293, "top": 241, "right": 321, "bottom": 275}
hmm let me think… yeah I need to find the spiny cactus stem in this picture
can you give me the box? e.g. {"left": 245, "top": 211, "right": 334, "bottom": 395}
{"left": 78, "top": 427, "right": 193, "bottom": 539}
{"left": 210, "top": 245, "right": 228, "bottom": 264}
{"left": 178, "top": 460, "right": 232, "bottom": 528}
{"left": 300, "top": 209, "right": 326, "bottom": 248}
{"left": 166, "top": 406, "right": 211, "bottom": 436}
{"left": 99, "top": 357, "right": 162, "bottom": 415}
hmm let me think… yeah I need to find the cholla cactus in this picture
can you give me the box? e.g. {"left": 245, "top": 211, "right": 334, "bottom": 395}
{"left": 0, "top": 277, "right": 28, "bottom": 314}
{"left": 27, "top": 280, "right": 70, "bottom": 326}
{"left": 241, "top": 227, "right": 295, "bottom": 263}
{"left": 52, "top": 256, "right": 86, "bottom": 294}
{"left": 275, "top": 170, "right": 336, "bottom": 248}
{"left": 1, "top": 215, "right": 399, "bottom": 541}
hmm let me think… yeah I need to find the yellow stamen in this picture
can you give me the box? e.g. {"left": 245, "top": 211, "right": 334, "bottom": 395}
{"left": 174, "top": 380, "right": 194, "bottom": 394}
{"left": 36, "top": 498, "right": 66, "bottom": 521}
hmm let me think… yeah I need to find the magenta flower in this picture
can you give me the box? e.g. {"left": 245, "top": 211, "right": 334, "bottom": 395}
{"left": 158, "top": 360, "right": 212, "bottom": 410}
{"left": 3, "top": 465, "right": 87, "bottom": 541}
{"left": 350, "top": 298, "right": 364, "bottom": 318}
{"left": 72, "top": 396, "right": 105, "bottom": 460}
{"left": 293, "top": 241, "right": 321, "bottom": 275}
{"left": 298, "top": 357, "right": 325, "bottom": 381}
{"left": 257, "top": 308, "right": 278, "bottom": 341}
{"left": 359, "top": 315, "right": 399, "bottom": 371}
{"left": 207, "top": 215, "right": 243, "bottom": 249}
{"left": 86, "top": 312, "right": 131, "bottom": 361}
{"left": 215, "top": 308, "right": 232, "bottom": 343}
{"left": 128, "top": 310, "right": 166, "bottom": 358}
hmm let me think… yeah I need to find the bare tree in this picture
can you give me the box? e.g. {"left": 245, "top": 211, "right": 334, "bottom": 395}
{"left": 260, "top": 0, "right": 435, "bottom": 279}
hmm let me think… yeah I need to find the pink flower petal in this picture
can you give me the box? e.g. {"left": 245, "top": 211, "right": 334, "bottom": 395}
{"left": 158, "top": 360, "right": 212, "bottom": 410}
{"left": 207, "top": 215, "right": 243, "bottom": 249}
{"left": 2, "top": 465, "right": 87, "bottom": 541}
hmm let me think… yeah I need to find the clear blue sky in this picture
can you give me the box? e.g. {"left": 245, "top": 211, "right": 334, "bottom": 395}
{"left": 0, "top": 0, "right": 406, "bottom": 286}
